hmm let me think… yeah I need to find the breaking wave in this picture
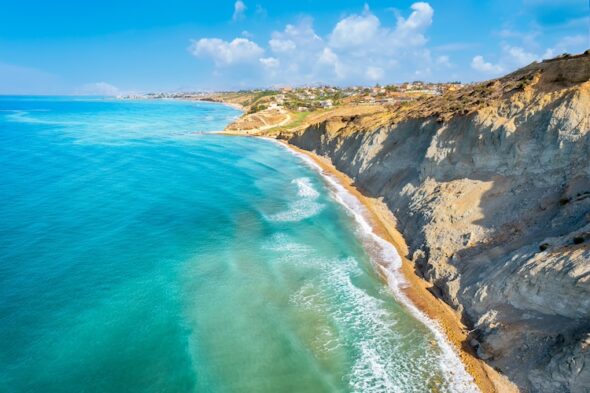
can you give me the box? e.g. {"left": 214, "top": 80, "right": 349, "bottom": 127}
{"left": 267, "top": 177, "right": 324, "bottom": 222}
{"left": 269, "top": 139, "right": 480, "bottom": 393}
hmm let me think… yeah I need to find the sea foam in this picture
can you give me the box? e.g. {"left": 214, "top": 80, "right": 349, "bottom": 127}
{"left": 267, "top": 177, "right": 324, "bottom": 222}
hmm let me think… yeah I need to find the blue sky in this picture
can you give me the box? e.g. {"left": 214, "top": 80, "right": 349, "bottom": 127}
{"left": 0, "top": 0, "right": 588, "bottom": 94}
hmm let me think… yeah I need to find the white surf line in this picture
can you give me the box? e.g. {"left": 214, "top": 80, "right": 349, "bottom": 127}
{"left": 265, "top": 138, "right": 480, "bottom": 393}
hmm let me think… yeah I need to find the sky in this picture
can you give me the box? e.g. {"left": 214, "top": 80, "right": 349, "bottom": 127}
{"left": 0, "top": 0, "right": 588, "bottom": 94}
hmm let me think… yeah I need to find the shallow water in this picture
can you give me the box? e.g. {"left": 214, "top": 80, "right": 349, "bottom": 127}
{"left": 0, "top": 97, "right": 476, "bottom": 392}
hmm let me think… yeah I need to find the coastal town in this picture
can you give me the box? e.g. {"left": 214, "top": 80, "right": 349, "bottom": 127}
{"left": 121, "top": 81, "right": 465, "bottom": 133}
{"left": 123, "top": 81, "right": 463, "bottom": 109}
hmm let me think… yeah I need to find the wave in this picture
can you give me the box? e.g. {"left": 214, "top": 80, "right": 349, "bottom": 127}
{"left": 270, "top": 139, "right": 480, "bottom": 393}
{"left": 264, "top": 231, "right": 456, "bottom": 391}
{"left": 262, "top": 233, "right": 314, "bottom": 254}
{"left": 293, "top": 177, "right": 320, "bottom": 198}
{"left": 267, "top": 177, "right": 324, "bottom": 222}
{"left": 286, "top": 249, "right": 445, "bottom": 392}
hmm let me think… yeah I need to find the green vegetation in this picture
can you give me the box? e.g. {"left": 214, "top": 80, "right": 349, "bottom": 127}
{"left": 243, "top": 90, "right": 276, "bottom": 108}
{"left": 247, "top": 103, "right": 268, "bottom": 114}
{"left": 284, "top": 111, "right": 312, "bottom": 129}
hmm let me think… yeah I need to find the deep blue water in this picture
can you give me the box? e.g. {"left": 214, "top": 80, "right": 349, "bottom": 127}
{"left": 0, "top": 97, "right": 477, "bottom": 392}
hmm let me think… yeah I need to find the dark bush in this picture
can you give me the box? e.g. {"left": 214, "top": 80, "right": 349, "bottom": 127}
{"left": 573, "top": 237, "right": 584, "bottom": 245}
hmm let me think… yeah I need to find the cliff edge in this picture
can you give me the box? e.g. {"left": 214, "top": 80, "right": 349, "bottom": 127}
{"left": 278, "top": 52, "right": 590, "bottom": 392}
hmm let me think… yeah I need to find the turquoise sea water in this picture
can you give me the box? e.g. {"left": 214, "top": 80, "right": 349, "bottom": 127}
{"left": 0, "top": 97, "right": 477, "bottom": 393}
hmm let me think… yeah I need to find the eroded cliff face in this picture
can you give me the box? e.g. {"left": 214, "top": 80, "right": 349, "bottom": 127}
{"left": 280, "top": 54, "right": 590, "bottom": 392}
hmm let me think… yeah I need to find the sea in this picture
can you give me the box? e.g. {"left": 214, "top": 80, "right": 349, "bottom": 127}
{"left": 0, "top": 96, "right": 478, "bottom": 393}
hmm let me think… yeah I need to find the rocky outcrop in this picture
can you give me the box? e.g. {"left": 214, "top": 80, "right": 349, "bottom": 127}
{"left": 279, "top": 53, "right": 590, "bottom": 392}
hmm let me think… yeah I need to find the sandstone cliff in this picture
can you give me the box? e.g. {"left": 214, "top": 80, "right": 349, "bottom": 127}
{"left": 278, "top": 52, "right": 590, "bottom": 392}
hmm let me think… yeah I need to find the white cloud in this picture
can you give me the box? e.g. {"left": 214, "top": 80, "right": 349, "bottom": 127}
{"left": 434, "top": 42, "right": 478, "bottom": 52}
{"left": 329, "top": 2, "right": 433, "bottom": 53}
{"left": 436, "top": 55, "right": 451, "bottom": 67}
{"left": 318, "top": 47, "right": 346, "bottom": 79}
{"left": 270, "top": 19, "right": 323, "bottom": 51}
{"left": 558, "top": 35, "right": 587, "bottom": 49}
{"left": 366, "top": 66, "right": 384, "bottom": 81}
{"left": 330, "top": 8, "right": 380, "bottom": 48}
{"left": 232, "top": 1, "right": 246, "bottom": 21}
{"left": 190, "top": 2, "right": 441, "bottom": 85}
{"left": 543, "top": 34, "right": 587, "bottom": 59}
{"left": 497, "top": 28, "right": 540, "bottom": 49}
{"left": 393, "top": 2, "right": 434, "bottom": 47}
{"left": 269, "top": 38, "right": 296, "bottom": 53}
{"left": 266, "top": 18, "right": 328, "bottom": 82}
{"left": 319, "top": 1, "right": 435, "bottom": 82}
{"left": 318, "top": 47, "right": 338, "bottom": 65}
{"left": 503, "top": 45, "right": 537, "bottom": 66}
{"left": 471, "top": 55, "right": 504, "bottom": 74}
{"left": 542, "top": 48, "right": 555, "bottom": 60}
{"left": 483, "top": 25, "right": 587, "bottom": 77}
{"left": 79, "top": 82, "right": 122, "bottom": 96}
{"left": 259, "top": 57, "right": 279, "bottom": 68}
{"left": 474, "top": 31, "right": 585, "bottom": 77}
{"left": 190, "top": 37, "right": 264, "bottom": 66}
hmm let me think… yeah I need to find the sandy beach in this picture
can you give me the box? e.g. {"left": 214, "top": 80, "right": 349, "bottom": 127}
{"left": 273, "top": 140, "right": 518, "bottom": 393}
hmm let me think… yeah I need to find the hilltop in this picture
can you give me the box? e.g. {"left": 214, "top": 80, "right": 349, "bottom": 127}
{"left": 221, "top": 51, "right": 589, "bottom": 138}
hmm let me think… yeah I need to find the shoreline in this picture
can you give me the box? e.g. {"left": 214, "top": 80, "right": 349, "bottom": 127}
{"left": 191, "top": 98, "right": 245, "bottom": 112}
{"left": 270, "top": 139, "right": 518, "bottom": 393}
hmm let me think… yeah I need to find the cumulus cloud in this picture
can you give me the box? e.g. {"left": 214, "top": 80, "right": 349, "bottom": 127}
{"left": 265, "top": 18, "right": 328, "bottom": 83}
{"left": 479, "top": 21, "right": 587, "bottom": 78}
{"left": 472, "top": 31, "right": 585, "bottom": 78}
{"left": 191, "top": 2, "right": 443, "bottom": 85}
{"left": 318, "top": 47, "right": 345, "bottom": 79}
{"left": 232, "top": 1, "right": 246, "bottom": 21}
{"left": 471, "top": 55, "right": 504, "bottom": 74}
{"left": 502, "top": 44, "right": 537, "bottom": 66}
{"left": 543, "top": 34, "right": 587, "bottom": 59}
{"left": 189, "top": 37, "right": 263, "bottom": 66}
{"left": 330, "top": 8, "right": 381, "bottom": 48}
{"left": 269, "top": 38, "right": 296, "bottom": 53}
{"left": 259, "top": 57, "right": 279, "bottom": 68}
{"left": 393, "top": 2, "right": 434, "bottom": 47}
{"left": 325, "top": 2, "right": 434, "bottom": 81}
{"left": 270, "top": 19, "right": 323, "bottom": 53}
{"left": 320, "top": 2, "right": 434, "bottom": 81}
{"left": 329, "top": 2, "right": 433, "bottom": 54}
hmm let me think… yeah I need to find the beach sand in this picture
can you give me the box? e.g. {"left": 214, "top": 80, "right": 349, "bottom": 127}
{"left": 276, "top": 141, "right": 519, "bottom": 393}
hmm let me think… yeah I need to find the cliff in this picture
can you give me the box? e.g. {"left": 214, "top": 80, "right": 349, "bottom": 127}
{"left": 276, "top": 52, "right": 590, "bottom": 392}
